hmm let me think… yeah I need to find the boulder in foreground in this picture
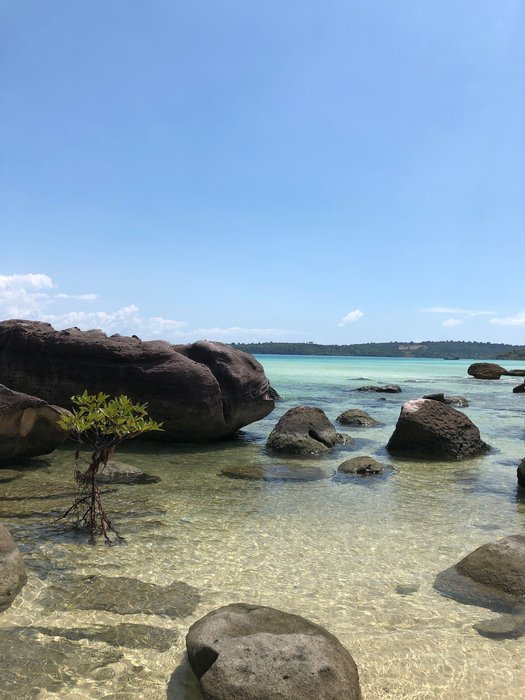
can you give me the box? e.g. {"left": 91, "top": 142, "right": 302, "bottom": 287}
{"left": 0, "top": 525, "right": 27, "bottom": 612}
{"left": 386, "top": 398, "right": 489, "bottom": 460}
{"left": 0, "top": 384, "right": 68, "bottom": 465}
{"left": 186, "top": 603, "right": 361, "bottom": 700}
{"left": 0, "top": 320, "right": 274, "bottom": 442}
{"left": 266, "top": 406, "right": 337, "bottom": 455}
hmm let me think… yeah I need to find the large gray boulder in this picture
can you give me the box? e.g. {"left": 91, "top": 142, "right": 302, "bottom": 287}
{"left": 0, "top": 525, "right": 27, "bottom": 612}
{"left": 0, "top": 384, "right": 68, "bottom": 465}
{"left": 267, "top": 406, "right": 338, "bottom": 455}
{"left": 186, "top": 603, "right": 361, "bottom": 700}
{"left": 0, "top": 320, "right": 274, "bottom": 442}
{"left": 386, "top": 398, "right": 489, "bottom": 460}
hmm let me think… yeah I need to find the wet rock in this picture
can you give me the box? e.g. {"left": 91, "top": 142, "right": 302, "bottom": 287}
{"left": 355, "top": 384, "right": 401, "bottom": 393}
{"left": 386, "top": 398, "right": 489, "bottom": 460}
{"left": 506, "top": 369, "right": 525, "bottom": 377}
{"left": 422, "top": 393, "right": 469, "bottom": 407}
{"left": 266, "top": 406, "right": 338, "bottom": 455}
{"left": 434, "top": 535, "right": 525, "bottom": 639}
{"left": 0, "top": 384, "right": 68, "bottom": 465}
{"left": 186, "top": 603, "right": 361, "bottom": 700}
{"left": 41, "top": 574, "right": 200, "bottom": 617}
{"left": 0, "top": 525, "right": 27, "bottom": 612}
{"left": 513, "top": 383, "right": 525, "bottom": 394}
{"left": 337, "top": 456, "right": 390, "bottom": 476}
{"left": 220, "top": 464, "right": 326, "bottom": 482}
{"left": 336, "top": 432, "right": 354, "bottom": 445}
{"left": 467, "top": 363, "right": 507, "bottom": 379}
{"left": 35, "top": 623, "right": 178, "bottom": 651}
{"left": 337, "top": 409, "right": 377, "bottom": 426}
{"left": 518, "top": 458, "right": 525, "bottom": 488}
{"left": 96, "top": 460, "right": 161, "bottom": 485}
{"left": 0, "top": 320, "right": 275, "bottom": 442}
{"left": 0, "top": 628, "right": 123, "bottom": 696}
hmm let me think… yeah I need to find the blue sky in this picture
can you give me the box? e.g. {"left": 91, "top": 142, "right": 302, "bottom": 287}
{"left": 1, "top": 1, "right": 524, "bottom": 344}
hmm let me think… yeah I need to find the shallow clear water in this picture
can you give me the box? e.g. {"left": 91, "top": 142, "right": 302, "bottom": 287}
{"left": 1, "top": 356, "right": 524, "bottom": 699}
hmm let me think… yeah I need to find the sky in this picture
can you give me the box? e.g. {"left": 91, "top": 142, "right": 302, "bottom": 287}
{"left": 1, "top": 1, "right": 524, "bottom": 345}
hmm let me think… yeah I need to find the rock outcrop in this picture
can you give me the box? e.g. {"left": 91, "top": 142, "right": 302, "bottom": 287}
{"left": 186, "top": 603, "right": 361, "bottom": 700}
{"left": 0, "top": 384, "right": 68, "bottom": 465}
{"left": 467, "top": 362, "right": 508, "bottom": 379}
{"left": 386, "top": 399, "right": 489, "bottom": 460}
{"left": 422, "top": 393, "right": 469, "bottom": 407}
{"left": 336, "top": 409, "right": 377, "bottom": 426}
{"left": 0, "top": 525, "right": 27, "bottom": 612}
{"left": 0, "top": 320, "right": 274, "bottom": 442}
{"left": 266, "top": 406, "right": 338, "bottom": 455}
{"left": 434, "top": 535, "right": 525, "bottom": 639}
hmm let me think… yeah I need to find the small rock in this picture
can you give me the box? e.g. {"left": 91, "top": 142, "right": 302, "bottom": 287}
{"left": 338, "top": 456, "right": 390, "bottom": 476}
{"left": 337, "top": 409, "right": 377, "bottom": 426}
{"left": 336, "top": 432, "right": 354, "bottom": 445}
{"left": 422, "top": 393, "right": 469, "bottom": 407}
{"left": 220, "top": 464, "right": 326, "bottom": 482}
{"left": 96, "top": 461, "right": 160, "bottom": 485}
{"left": 355, "top": 385, "right": 401, "bottom": 393}
{"left": 513, "top": 383, "right": 525, "bottom": 394}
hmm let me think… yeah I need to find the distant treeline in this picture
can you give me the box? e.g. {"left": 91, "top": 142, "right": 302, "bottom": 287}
{"left": 231, "top": 341, "right": 525, "bottom": 360}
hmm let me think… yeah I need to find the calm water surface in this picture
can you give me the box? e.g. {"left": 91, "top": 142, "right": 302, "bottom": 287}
{"left": 1, "top": 356, "right": 524, "bottom": 699}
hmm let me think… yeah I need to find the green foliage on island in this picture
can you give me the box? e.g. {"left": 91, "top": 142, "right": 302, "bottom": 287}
{"left": 230, "top": 340, "right": 525, "bottom": 360}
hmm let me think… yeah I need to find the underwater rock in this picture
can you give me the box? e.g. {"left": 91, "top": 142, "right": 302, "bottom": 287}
{"left": 220, "top": 464, "right": 326, "bottom": 482}
{"left": 41, "top": 574, "right": 200, "bottom": 617}
{"left": 386, "top": 398, "right": 489, "bottom": 460}
{"left": 337, "top": 456, "right": 390, "bottom": 476}
{"left": 267, "top": 406, "right": 338, "bottom": 455}
{"left": 186, "top": 603, "right": 361, "bottom": 700}
{"left": 34, "top": 622, "right": 178, "bottom": 651}
{"left": 0, "top": 319, "right": 275, "bottom": 442}
{"left": 0, "top": 525, "right": 27, "bottom": 611}
{"left": 355, "top": 384, "right": 401, "bottom": 393}
{"left": 96, "top": 460, "right": 161, "bottom": 485}
{"left": 336, "top": 409, "right": 377, "bottom": 426}
{"left": 0, "top": 384, "right": 68, "bottom": 465}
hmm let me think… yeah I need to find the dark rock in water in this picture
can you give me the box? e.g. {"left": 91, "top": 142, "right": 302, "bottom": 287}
{"left": 513, "top": 383, "right": 525, "bottom": 394}
{"left": 506, "top": 369, "right": 525, "bottom": 377}
{"left": 0, "top": 525, "right": 27, "bottom": 611}
{"left": 220, "top": 464, "right": 326, "bottom": 482}
{"left": 186, "top": 603, "right": 361, "bottom": 700}
{"left": 336, "top": 432, "right": 354, "bottom": 445}
{"left": 434, "top": 535, "right": 525, "bottom": 639}
{"left": 96, "top": 460, "right": 160, "bottom": 485}
{"left": 337, "top": 456, "right": 390, "bottom": 476}
{"left": 355, "top": 384, "right": 401, "bottom": 393}
{"left": 395, "top": 584, "right": 419, "bottom": 596}
{"left": 386, "top": 399, "right": 489, "bottom": 460}
{"left": 34, "top": 622, "right": 178, "bottom": 651}
{"left": 467, "top": 362, "right": 508, "bottom": 379}
{"left": 268, "top": 385, "right": 282, "bottom": 400}
{"left": 0, "top": 384, "right": 68, "bottom": 465}
{"left": 473, "top": 614, "right": 525, "bottom": 640}
{"left": 518, "top": 458, "right": 525, "bottom": 488}
{"left": 0, "top": 627, "right": 123, "bottom": 695}
{"left": 0, "top": 320, "right": 275, "bottom": 442}
{"left": 266, "top": 406, "right": 338, "bottom": 455}
{"left": 337, "top": 409, "right": 377, "bottom": 426}
{"left": 41, "top": 574, "right": 200, "bottom": 617}
{"left": 422, "top": 393, "right": 469, "bottom": 407}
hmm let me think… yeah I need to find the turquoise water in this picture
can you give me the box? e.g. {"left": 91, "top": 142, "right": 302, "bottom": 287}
{"left": 1, "top": 355, "right": 524, "bottom": 699}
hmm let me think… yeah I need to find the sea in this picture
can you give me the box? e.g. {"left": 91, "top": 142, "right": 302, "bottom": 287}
{"left": 1, "top": 355, "right": 524, "bottom": 699}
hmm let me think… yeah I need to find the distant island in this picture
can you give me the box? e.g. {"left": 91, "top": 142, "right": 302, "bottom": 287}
{"left": 231, "top": 341, "right": 525, "bottom": 360}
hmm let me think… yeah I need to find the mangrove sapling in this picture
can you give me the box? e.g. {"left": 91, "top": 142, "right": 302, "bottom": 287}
{"left": 58, "top": 391, "right": 163, "bottom": 543}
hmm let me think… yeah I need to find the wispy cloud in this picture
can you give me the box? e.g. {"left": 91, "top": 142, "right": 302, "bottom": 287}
{"left": 420, "top": 306, "right": 495, "bottom": 316}
{"left": 0, "top": 273, "right": 54, "bottom": 317}
{"left": 55, "top": 293, "right": 98, "bottom": 301}
{"left": 442, "top": 317, "right": 461, "bottom": 328}
{"left": 338, "top": 309, "right": 364, "bottom": 326}
{"left": 489, "top": 310, "right": 525, "bottom": 326}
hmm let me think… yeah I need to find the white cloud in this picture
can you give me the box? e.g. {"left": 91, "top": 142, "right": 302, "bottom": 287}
{"left": 338, "top": 309, "right": 364, "bottom": 326}
{"left": 490, "top": 310, "right": 525, "bottom": 326}
{"left": 0, "top": 273, "right": 54, "bottom": 317}
{"left": 442, "top": 317, "right": 461, "bottom": 328}
{"left": 420, "top": 306, "right": 495, "bottom": 316}
{"left": 55, "top": 293, "right": 98, "bottom": 301}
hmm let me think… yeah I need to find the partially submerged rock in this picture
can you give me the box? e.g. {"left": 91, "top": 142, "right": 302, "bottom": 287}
{"left": 422, "top": 393, "right": 469, "bottom": 407}
{"left": 0, "top": 525, "right": 27, "bottom": 611}
{"left": 434, "top": 535, "right": 525, "bottom": 639}
{"left": 96, "top": 460, "right": 160, "bottom": 485}
{"left": 0, "top": 320, "right": 275, "bottom": 442}
{"left": 467, "top": 363, "right": 508, "bottom": 379}
{"left": 220, "top": 464, "right": 326, "bottom": 482}
{"left": 336, "top": 409, "right": 377, "bottom": 426}
{"left": 34, "top": 622, "right": 178, "bottom": 651}
{"left": 355, "top": 384, "right": 401, "bottom": 393}
{"left": 386, "top": 398, "right": 489, "bottom": 460}
{"left": 513, "top": 383, "right": 525, "bottom": 394}
{"left": 186, "top": 603, "right": 361, "bottom": 700}
{"left": 518, "top": 458, "right": 525, "bottom": 488}
{"left": 337, "top": 456, "right": 390, "bottom": 476}
{"left": 267, "top": 406, "right": 338, "bottom": 455}
{"left": 0, "top": 384, "right": 68, "bottom": 465}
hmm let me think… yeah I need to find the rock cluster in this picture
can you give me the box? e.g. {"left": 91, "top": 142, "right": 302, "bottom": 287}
{"left": 0, "top": 320, "right": 274, "bottom": 442}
